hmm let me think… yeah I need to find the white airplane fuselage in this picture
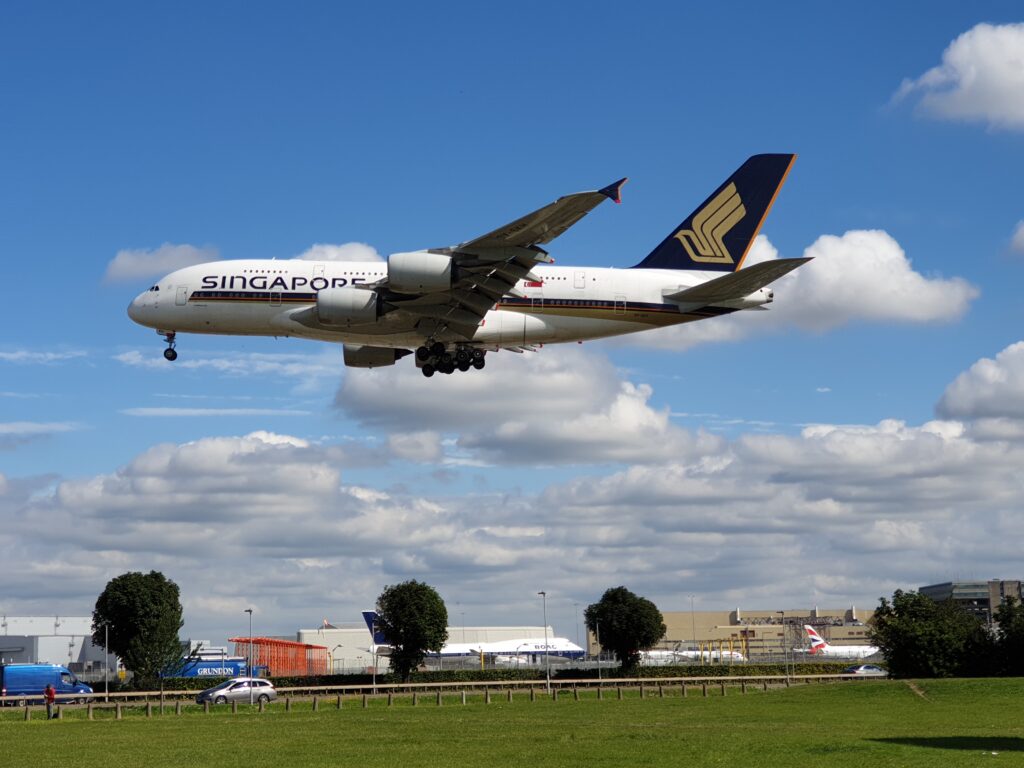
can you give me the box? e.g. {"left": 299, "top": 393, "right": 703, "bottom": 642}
{"left": 127, "top": 257, "right": 771, "bottom": 349}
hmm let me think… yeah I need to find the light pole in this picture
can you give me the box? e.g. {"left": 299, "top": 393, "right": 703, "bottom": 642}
{"left": 595, "top": 620, "right": 602, "bottom": 682}
{"left": 331, "top": 644, "right": 344, "bottom": 674}
{"left": 538, "top": 591, "right": 550, "bottom": 692}
{"left": 103, "top": 622, "right": 109, "bottom": 703}
{"left": 244, "top": 608, "right": 254, "bottom": 705}
{"left": 688, "top": 594, "right": 697, "bottom": 652}
{"left": 777, "top": 610, "right": 789, "bottom": 683}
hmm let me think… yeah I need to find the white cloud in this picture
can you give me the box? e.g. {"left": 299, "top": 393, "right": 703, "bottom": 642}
{"left": 104, "top": 243, "right": 217, "bottom": 283}
{"left": 1012, "top": 222, "right": 1024, "bottom": 255}
{"left": 636, "top": 232, "right": 978, "bottom": 350}
{"left": 0, "top": 421, "right": 81, "bottom": 450}
{"left": 339, "top": 347, "right": 718, "bottom": 465}
{"left": 115, "top": 349, "right": 342, "bottom": 392}
{"left": 893, "top": 23, "right": 1024, "bottom": 131}
{"left": 937, "top": 341, "right": 1024, "bottom": 424}
{"left": 295, "top": 242, "right": 382, "bottom": 262}
{"left": 0, "top": 350, "right": 86, "bottom": 364}
{"left": 388, "top": 431, "right": 443, "bottom": 463}
{"left": 121, "top": 407, "right": 312, "bottom": 417}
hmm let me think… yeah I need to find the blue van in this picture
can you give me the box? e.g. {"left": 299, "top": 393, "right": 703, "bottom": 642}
{"left": 0, "top": 664, "right": 93, "bottom": 703}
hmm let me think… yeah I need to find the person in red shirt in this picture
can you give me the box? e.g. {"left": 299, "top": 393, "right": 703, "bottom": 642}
{"left": 44, "top": 683, "right": 56, "bottom": 719}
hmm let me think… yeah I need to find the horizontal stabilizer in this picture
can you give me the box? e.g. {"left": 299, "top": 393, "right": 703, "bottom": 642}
{"left": 664, "top": 258, "right": 811, "bottom": 305}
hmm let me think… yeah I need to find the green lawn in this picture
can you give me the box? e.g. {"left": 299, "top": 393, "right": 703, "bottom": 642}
{"left": 4, "top": 680, "right": 1022, "bottom": 767}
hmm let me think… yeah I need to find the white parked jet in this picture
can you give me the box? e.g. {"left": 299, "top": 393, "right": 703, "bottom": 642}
{"left": 127, "top": 155, "right": 809, "bottom": 377}
{"left": 797, "top": 625, "right": 879, "bottom": 659}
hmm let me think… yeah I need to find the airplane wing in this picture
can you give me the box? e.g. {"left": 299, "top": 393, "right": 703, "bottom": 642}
{"left": 458, "top": 178, "right": 627, "bottom": 250}
{"left": 384, "top": 179, "right": 626, "bottom": 341}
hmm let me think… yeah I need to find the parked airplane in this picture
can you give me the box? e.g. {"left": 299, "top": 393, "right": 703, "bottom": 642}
{"left": 640, "top": 648, "right": 745, "bottom": 666}
{"left": 796, "top": 625, "right": 880, "bottom": 659}
{"left": 127, "top": 155, "right": 809, "bottom": 377}
{"left": 361, "top": 611, "right": 584, "bottom": 661}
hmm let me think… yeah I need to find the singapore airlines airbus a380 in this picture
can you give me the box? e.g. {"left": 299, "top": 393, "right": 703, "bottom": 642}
{"left": 128, "top": 154, "right": 809, "bottom": 377}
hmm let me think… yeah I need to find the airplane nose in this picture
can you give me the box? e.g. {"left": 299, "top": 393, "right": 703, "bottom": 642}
{"left": 127, "top": 294, "right": 145, "bottom": 324}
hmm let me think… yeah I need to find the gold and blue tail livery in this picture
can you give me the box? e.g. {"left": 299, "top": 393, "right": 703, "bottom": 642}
{"left": 632, "top": 154, "right": 796, "bottom": 272}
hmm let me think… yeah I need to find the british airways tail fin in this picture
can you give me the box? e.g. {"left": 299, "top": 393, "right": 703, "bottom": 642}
{"left": 632, "top": 154, "right": 796, "bottom": 272}
{"left": 804, "top": 624, "right": 829, "bottom": 654}
{"left": 362, "top": 610, "right": 388, "bottom": 645}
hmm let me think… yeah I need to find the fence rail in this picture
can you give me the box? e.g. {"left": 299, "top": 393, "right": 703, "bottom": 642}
{"left": 0, "top": 673, "right": 876, "bottom": 707}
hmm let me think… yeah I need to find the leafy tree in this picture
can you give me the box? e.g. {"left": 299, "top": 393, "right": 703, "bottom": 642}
{"left": 584, "top": 586, "right": 666, "bottom": 674}
{"left": 993, "top": 596, "right": 1024, "bottom": 676}
{"left": 869, "top": 589, "right": 992, "bottom": 678}
{"left": 92, "top": 571, "right": 184, "bottom": 688}
{"left": 375, "top": 580, "right": 448, "bottom": 682}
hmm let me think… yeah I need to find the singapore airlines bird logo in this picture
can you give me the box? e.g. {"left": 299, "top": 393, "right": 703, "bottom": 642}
{"left": 673, "top": 182, "right": 746, "bottom": 264}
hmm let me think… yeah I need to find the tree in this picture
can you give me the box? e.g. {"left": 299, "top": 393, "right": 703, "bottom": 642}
{"left": 869, "top": 589, "right": 992, "bottom": 678}
{"left": 375, "top": 580, "right": 448, "bottom": 682}
{"left": 92, "top": 571, "right": 184, "bottom": 688}
{"left": 584, "top": 586, "right": 666, "bottom": 674}
{"left": 993, "top": 596, "right": 1024, "bottom": 677}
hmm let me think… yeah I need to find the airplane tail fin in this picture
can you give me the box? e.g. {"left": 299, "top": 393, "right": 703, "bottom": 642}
{"left": 362, "top": 610, "right": 388, "bottom": 645}
{"left": 632, "top": 154, "right": 796, "bottom": 272}
{"left": 804, "top": 624, "right": 828, "bottom": 654}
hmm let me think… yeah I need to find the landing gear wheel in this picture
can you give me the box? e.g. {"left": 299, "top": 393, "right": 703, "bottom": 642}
{"left": 416, "top": 346, "right": 431, "bottom": 362}
{"left": 471, "top": 349, "right": 485, "bottom": 361}
{"left": 440, "top": 352, "right": 453, "bottom": 365}
{"left": 422, "top": 364, "right": 435, "bottom": 378}
{"left": 457, "top": 362, "right": 470, "bottom": 372}
{"left": 440, "top": 363, "right": 455, "bottom": 374}
{"left": 430, "top": 341, "right": 445, "bottom": 357}
{"left": 161, "top": 331, "right": 177, "bottom": 361}
{"left": 472, "top": 358, "right": 485, "bottom": 370}
{"left": 163, "top": 348, "right": 178, "bottom": 361}
{"left": 455, "top": 348, "right": 470, "bottom": 364}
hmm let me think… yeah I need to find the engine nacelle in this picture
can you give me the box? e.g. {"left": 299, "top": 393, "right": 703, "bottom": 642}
{"left": 387, "top": 251, "right": 453, "bottom": 294}
{"left": 316, "top": 287, "right": 381, "bottom": 326}
{"left": 343, "top": 344, "right": 407, "bottom": 368}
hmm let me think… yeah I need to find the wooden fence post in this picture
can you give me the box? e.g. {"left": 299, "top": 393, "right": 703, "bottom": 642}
{"left": 461, "top": 691, "right": 467, "bottom": 705}
{"left": 176, "top": 700, "right": 182, "bottom": 715}
{"left": 720, "top": 682, "right": 726, "bottom": 697}
{"left": 412, "top": 692, "right": 418, "bottom": 707}
{"left": 285, "top": 697, "right": 292, "bottom": 712}
{"left": 146, "top": 702, "right": 153, "bottom": 718}
{"left": 658, "top": 685, "right": 664, "bottom": 699}
{"left": 387, "top": 693, "right": 393, "bottom": 707}
{"left": 362, "top": 694, "right": 368, "bottom": 708}
{"left": 24, "top": 706, "right": 31, "bottom": 721}
{"left": 258, "top": 699, "right": 265, "bottom": 713}
{"left": 485, "top": 689, "right": 491, "bottom": 704}
{"left": 203, "top": 701, "right": 209, "bottom": 714}
{"left": 597, "top": 687, "right": 604, "bottom": 701}
{"left": 702, "top": 683, "right": 708, "bottom": 698}
{"left": 530, "top": 688, "right": 536, "bottom": 702}
{"left": 741, "top": 681, "right": 747, "bottom": 694}
{"left": 437, "top": 691, "right": 443, "bottom": 706}
{"left": 336, "top": 695, "right": 342, "bottom": 710}
{"left": 639, "top": 684, "right": 645, "bottom": 699}
{"left": 573, "top": 688, "right": 579, "bottom": 702}
{"left": 313, "top": 696, "right": 319, "bottom": 712}
{"left": 681, "top": 684, "right": 687, "bottom": 698}
{"left": 506, "top": 689, "right": 513, "bottom": 703}
{"left": 617, "top": 687, "right": 623, "bottom": 701}
{"left": 88, "top": 703, "right": 94, "bottom": 720}
{"left": 231, "top": 701, "right": 237, "bottom": 715}
{"left": 116, "top": 703, "right": 123, "bottom": 720}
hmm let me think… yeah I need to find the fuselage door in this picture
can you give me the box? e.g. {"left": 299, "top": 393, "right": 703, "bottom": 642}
{"left": 175, "top": 286, "right": 189, "bottom": 306}
{"left": 574, "top": 270, "right": 586, "bottom": 289}
{"left": 614, "top": 295, "right": 627, "bottom": 315}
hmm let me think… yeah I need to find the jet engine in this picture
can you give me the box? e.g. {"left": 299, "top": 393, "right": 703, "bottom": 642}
{"left": 387, "top": 251, "right": 453, "bottom": 294}
{"left": 316, "top": 287, "right": 381, "bottom": 326}
{"left": 343, "top": 344, "right": 410, "bottom": 368}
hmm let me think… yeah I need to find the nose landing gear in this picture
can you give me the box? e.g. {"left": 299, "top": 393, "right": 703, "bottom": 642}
{"left": 416, "top": 344, "right": 486, "bottom": 377}
{"left": 161, "top": 332, "right": 178, "bottom": 361}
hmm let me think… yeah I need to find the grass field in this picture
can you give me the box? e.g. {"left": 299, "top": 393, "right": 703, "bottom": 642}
{"left": 3, "top": 679, "right": 1022, "bottom": 767}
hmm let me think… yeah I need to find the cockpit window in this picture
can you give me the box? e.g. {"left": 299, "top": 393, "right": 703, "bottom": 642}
{"left": 149, "top": 285, "right": 160, "bottom": 292}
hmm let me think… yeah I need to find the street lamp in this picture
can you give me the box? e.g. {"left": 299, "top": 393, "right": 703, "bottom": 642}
{"left": 777, "top": 610, "right": 789, "bottom": 683}
{"left": 103, "top": 622, "right": 109, "bottom": 703}
{"left": 331, "top": 644, "right": 344, "bottom": 674}
{"left": 244, "top": 608, "right": 254, "bottom": 705}
{"left": 538, "top": 591, "right": 550, "bottom": 693}
{"left": 688, "top": 594, "right": 697, "bottom": 653}
{"left": 595, "top": 620, "right": 602, "bottom": 682}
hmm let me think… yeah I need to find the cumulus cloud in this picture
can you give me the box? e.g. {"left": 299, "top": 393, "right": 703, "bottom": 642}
{"left": 339, "top": 347, "right": 718, "bottom": 465}
{"left": 1012, "top": 222, "right": 1024, "bottom": 255}
{"left": 892, "top": 22, "right": 1024, "bottom": 131}
{"left": 636, "top": 232, "right": 978, "bottom": 350}
{"left": 104, "top": 243, "right": 217, "bottom": 283}
{"left": 937, "top": 342, "right": 1024, "bottom": 440}
{"left": 294, "top": 242, "right": 382, "bottom": 261}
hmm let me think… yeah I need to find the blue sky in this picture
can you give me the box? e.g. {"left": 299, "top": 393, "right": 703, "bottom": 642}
{"left": 2, "top": 3, "right": 1023, "bottom": 644}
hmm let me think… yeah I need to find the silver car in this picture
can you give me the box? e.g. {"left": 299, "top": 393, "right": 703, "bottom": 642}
{"left": 196, "top": 677, "right": 277, "bottom": 704}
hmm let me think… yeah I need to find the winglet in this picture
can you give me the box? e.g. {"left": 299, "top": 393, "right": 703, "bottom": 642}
{"left": 599, "top": 177, "right": 628, "bottom": 204}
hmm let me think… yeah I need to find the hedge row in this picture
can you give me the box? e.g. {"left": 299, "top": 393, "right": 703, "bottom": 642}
{"left": 147, "top": 662, "right": 864, "bottom": 691}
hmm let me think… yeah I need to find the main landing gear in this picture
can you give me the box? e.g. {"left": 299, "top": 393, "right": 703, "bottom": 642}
{"left": 416, "top": 343, "right": 486, "bottom": 378}
{"left": 162, "top": 331, "right": 178, "bottom": 361}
